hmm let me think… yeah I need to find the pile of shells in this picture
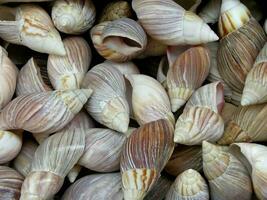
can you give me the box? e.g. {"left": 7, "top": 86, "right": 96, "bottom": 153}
{"left": 0, "top": 0, "right": 266, "bottom": 199}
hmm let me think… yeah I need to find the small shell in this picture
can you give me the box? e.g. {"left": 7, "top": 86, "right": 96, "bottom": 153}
{"left": 126, "top": 74, "right": 175, "bottom": 126}
{"left": 0, "top": 5, "right": 65, "bottom": 55}
{"left": 91, "top": 18, "right": 147, "bottom": 62}
{"left": 79, "top": 128, "right": 126, "bottom": 172}
{"left": 199, "top": 0, "right": 221, "bottom": 24}
{"left": 82, "top": 63, "right": 130, "bottom": 133}
{"left": 167, "top": 45, "right": 210, "bottom": 112}
{"left": 203, "top": 141, "right": 252, "bottom": 200}
{"left": 16, "top": 57, "right": 52, "bottom": 96}
{"left": 165, "top": 145, "right": 202, "bottom": 177}
{"left": 48, "top": 37, "right": 92, "bottom": 90}
{"left": 0, "top": 46, "right": 18, "bottom": 110}
{"left": 121, "top": 119, "right": 175, "bottom": 200}
{"left": 99, "top": 1, "right": 132, "bottom": 23}
{"left": 0, "top": 89, "right": 92, "bottom": 134}
{"left": 132, "top": 0, "right": 218, "bottom": 45}
{"left": 67, "top": 165, "right": 82, "bottom": 183}
{"left": 174, "top": 82, "right": 225, "bottom": 145}
{"left": 166, "top": 169, "right": 209, "bottom": 200}
{"left": 62, "top": 173, "right": 123, "bottom": 200}
{"left": 0, "top": 166, "right": 24, "bottom": 200}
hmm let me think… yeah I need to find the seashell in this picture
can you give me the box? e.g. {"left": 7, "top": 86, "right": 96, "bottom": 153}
{"left": 0, "top": 130, "right": 22, "bottom": 164}
{"left": 157, "top": 56, "right": 168, "bottom": 88}
{"left": 0, "top": 0, "right": 53, "bottom": 3}
{"left": 67, "top": 165, "right": 82, "bottom": 183}
{"left": 16, "top": 57, "right": 52, "bottom": 96}
{"left": 126, "top": 74, "right": 175, "bottom": 126}
{"left": 174, "top": 0, "right": 201, "bottom": 12}
{"left": 145, "top": 176, "right": 173, "bottom": 200}
{"left": 13, "top": 140, "right": 38, "bottom": 177}
{"left": 79, "top": 128, "right": 126, "bottom": 172}
{"left": 199, "top": 0, "right": 221, "bottom": 24}
{"left": 20, "top": 128, "right": 85, "bottom": 200}
{"left": 0, "top": 89, "right": 92, "bottom": 134}
{"left": 62, "top": 173, "right": 123, "bottom": 200}
{"left": 82, "top": 63, "right": 130, "bottom": 133}
{"left": 0, "top": 166, "right": 24, "bottom": 200}
{"left": 120, "top": 119, "right": 175, "bottom": 200}
{"left": 241, "top": 43, "right": 267, "bottom": 105}
{"left": 99, "top": 1, "right": 132, "bottom": 23}
{"left": 217, "top": 0, "right": 266, "bottom": 98}
{"left": 218, "top": 104, "right": 267, "bottom": 144}
{"left": 0, "top": 5, "right": 65, "bottom": 55}
{"left": 48, "top": 37, "right": 92, "bottom": 90}
{"left": 0, "top": 46, "right": 18, "bottom": 110}
{"left": 202, "top": 141, "right": 252, "bottom": 200}
{"left": 165, "top": 145, "right": 202, "bottom": 177}
{"left": 132, "top": 0, "right": 218, "bottom": 45}
{"left": 265, "top": 19, "right": 267, "bottom": 34}
{"left": 230, "top": 143, "right": 267, "bottom": 199}
{"left": 174, "top": 82, "right": 225, "bottom": 145}
{"left": 52, "top": 0, "right": 96, "bottom": 35}
{"left": 221, "top": 102, "right": 237, "bottom": 124}
{"left": 91, "top": 18, "right": 147, "bottom": 62}
{"left": 166, "top": 169, "right": 209, "bottom": 200}
{"left": 167, "top": 45, "right": 210, "bottom": 112}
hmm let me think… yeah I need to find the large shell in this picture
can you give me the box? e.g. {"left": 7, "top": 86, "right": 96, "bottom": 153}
{"left": 62, "top": 173, "right": 123, "bottom": 200}
{"left": 203, "top": 141, "right": 252, "bottom": 200}
{"left": 120, "top": 119, "right": 175, "bottom": 200}
{"left": 167, "top": 45, "right": 210, "bottom": 112}
{"left": 48, "top": 37, "right": 91, "bottom": 90}
{"left": 199, "top": 0, "right": 221, "bottom": 24}
{"left": 79, "top": 128, "right": 126, "bottom": 172}
{"left": 165, "top": 145, "right": 202, "bottom": 177}
{"left": 0, "top": 5, "right": 65, "bottom": 55}
{"left": 166, "top": 169, "right": 209, "bottom": 200}
{"left": 20, "top": 128, "right": 85, "bottom": 200}
{"left": 126, "top": 74, "right": 175, "bottom": 126}
{"left": 132, "top": 0, "right": 218, "bottom": 45}
{"left": 0, "top": 166, "right": 24, "bottom": 200}
{"left": 91, "top": 18, "right": 147, "bottom": 62}
{"left": 52, "top": 0, "right": 95, "bottom": 34}
{"left": 174, "top": 82, "right": 225, "bottom": 145}
{"left": 0, "top": 89, "right": 92, "bottom": 134}
{"left": 82, "top": 63, "right": 130, "bottom": 133}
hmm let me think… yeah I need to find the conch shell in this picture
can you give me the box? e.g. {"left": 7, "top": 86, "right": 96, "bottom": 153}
{"left": 174, "top": 82, "right": 225, "bottom": 145}
{"left": 199, "top": 0, "right": 221, "bottom": 24}
{"left": 20, "top": 128, "right": 85, "bottom": 200}
{"left": 120, "top": 119, "right": 175, "bottom": 200}
{"left": 79, "top": 128, "right": 126, "bottom": 172}
{"left": 203, "top": 141, "right": 252, "bottom": 200}
{"left": 132, "top": 0, "right": 218, "bottom": 45}
{"left": 166, "top": 45, "right": 210, "bottom": 112}
{"left": 0, "top": 5, "right": 65, "bottom": 55}
{"left": 0, "top": 89, "right": 92, "bottom": 134}
{"left": 48, "top": 37, "right": 91, "bottom": 90}
{"left": 0, "top": 46, "right": 18, "bottom": 110}
{"left": 126, "top": 74, "right": 175, "bottom": 126}
{"left": 82, "top": 63, "right": 130, "bottom": 133}
{"left": 91, "top": 18, "right": 147, "bottom": 62}
{"left": 62, "top": 173, "right": 123, "bottom": 200}
{"left": 165, "top": 169, "right": 209, "bottom": 200}
{"left": 0, "top": 166, "right": 24, "bottom": 200}
{"left": 52, "top": 0, "right": 96, "bottom": 34}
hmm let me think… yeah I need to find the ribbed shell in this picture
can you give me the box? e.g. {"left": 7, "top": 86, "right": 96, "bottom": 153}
{"left": 120, "top": 119, "right": 175, "bottom": 200}
{"left": 52, "top": 0, "right": 96, "bottom": 34}
{"left": 0, "top": 89, "right": 92, "bottom": 134}
{"left": 82, "top": 63, "right": 129, "bottom": 133}
{"left": 0, "top": 166, "right": 24, "bottom": 200}
{"left": 91, "top": 18, "right": 147, "bottom": 62}
{"left": 48, "top": 37, "right": 91, "bottom": 90}
{"left": 202, "top": 141, "right": 252, "bottom": 200}
{"left": 167, "top": 45, "right": 210, "bottom": 112}
{"left": 16, "top": 58, "right": 52, "bottom": 96}
{"left": 62, "top": 173, "right": 123, "bottom": 200}
{"left": 165, "top": 169, "right": 209, "bottom": 200}
{"left": 165, "top": 145, "right": 202, "bottom": 177}
{"left": 79, "top": 128, "right": 126, "bottom": 172}
{"left": 104, "top": 60, "right": 140, "bottom": 75}
{"left": 0, "top": 46, "right": 18, "bottom": 110}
